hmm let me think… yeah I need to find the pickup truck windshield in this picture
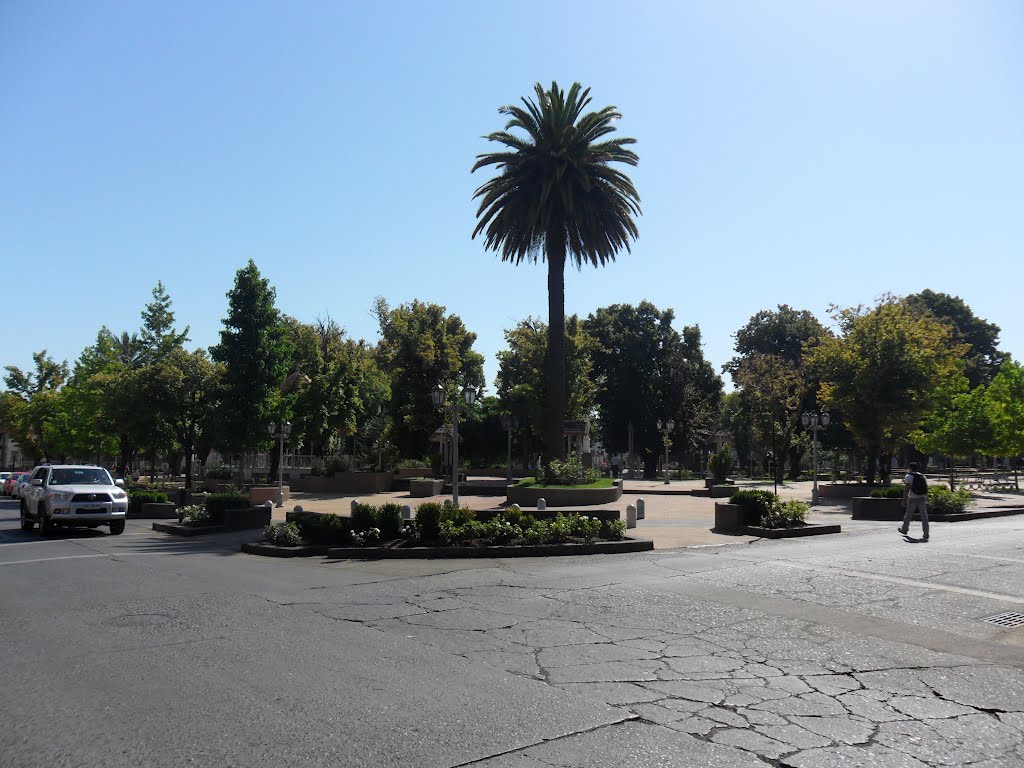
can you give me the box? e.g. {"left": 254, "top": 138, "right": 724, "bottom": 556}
{"left": 48, "top": 468, "right": 112, "bottom": 486}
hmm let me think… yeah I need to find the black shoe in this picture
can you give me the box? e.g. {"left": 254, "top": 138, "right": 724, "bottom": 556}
{"left": 898, "top": 527, "right": 908, "bottom": 535}
{"left": 922, "top": 536, "right": 929, "bottom": 542}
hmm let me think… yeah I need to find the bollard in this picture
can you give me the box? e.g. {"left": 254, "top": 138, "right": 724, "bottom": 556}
{"left": 636, "top": 498, "right": 645, "bottom": 520}
{"left": 537, "top": 498, "right": 546, "bottom": 511}
{"left": 508, "top": 504, "right": 521, "bottom": 513}
{"left": 351, "top": 499, "right": 360, "bottom": 513}
{"left": 626, "top": 504, "right": 637, "bottom": 529}
{"left": 401, "top": 504, "right": 412, "bottom": 521}
{"left": 263, "top": 500, "right": 273, "bottom": 509}
{"left": 293, "top": 505, "right": 304, "bottom": 513}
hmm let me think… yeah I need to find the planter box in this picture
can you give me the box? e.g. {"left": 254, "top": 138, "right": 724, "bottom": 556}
{"left": 324, "top": 537, "right": 652, "bottom": 560}
{"left": 249, "top": 485, "right": 289, "bottom": 506}
{"left": 153, "top": 521, "right": 226, "bottom": 537}
{"left": 506, "top": 481, "right": 622, "bottom": 508}
{"left": 714, "top": 502, "right": 742, "bottom": 532}
{"left": 709, "top": 485, "right": 736, "bottom": 498}
{"left": 222, "top": 506, "right": 272, "bottom": 531}
{"left": 851, "top": 496, "right": 904, "bottom": 520}
{"left": 409, "top": 478, "right": 444, "bottom": 497}
{"left": 820, "top": 483, "right": 889, "bottom": 499}
{"left": 127, "top": 502, "right": 178, "bottom": 520}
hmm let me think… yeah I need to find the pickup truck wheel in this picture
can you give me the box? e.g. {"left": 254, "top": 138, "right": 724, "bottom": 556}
{"left": 20, "top": 506, "right": 34, "bottom": 531}
{"left": 109, "top": 520, "right": 126, "bottom": 535}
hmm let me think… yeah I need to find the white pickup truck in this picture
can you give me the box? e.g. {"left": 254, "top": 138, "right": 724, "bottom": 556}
{"left": 20, "top": 464, "right": 129, "bottom": 536}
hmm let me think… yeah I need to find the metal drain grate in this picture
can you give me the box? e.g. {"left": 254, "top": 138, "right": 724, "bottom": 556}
{"left": 982, "top": 612, "right": 1024, "bottom": 628}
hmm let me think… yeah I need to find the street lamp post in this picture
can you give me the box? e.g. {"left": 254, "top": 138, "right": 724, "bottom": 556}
{"left": 267, "top": 420, "right": 292, "bottom": 508}
{"left": 656, "top": 419, "right": 675, "bottom": 484}
{"left": 431, "top": 383, "right": 477, "bottom": 508}
{"left": 801, "top": 410, "right": 831, "bottom": 505}
{"left": 500, "top": 414, "right": 519, "bottom": 485}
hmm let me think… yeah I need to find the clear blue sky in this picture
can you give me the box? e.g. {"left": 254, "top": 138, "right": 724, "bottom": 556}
{"left": 2, "top": 1, "right": 1021, "bottom": 393}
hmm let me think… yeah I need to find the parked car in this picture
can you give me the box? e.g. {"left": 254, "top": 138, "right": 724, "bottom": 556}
{"left": 0, "top": 472, "right": 9, "bottom": 491}
{"left": 7, "top": 471, "right": 32, "bottom": 498}
{"left": 20, "top": 464, "right": 128, "bottom": 536}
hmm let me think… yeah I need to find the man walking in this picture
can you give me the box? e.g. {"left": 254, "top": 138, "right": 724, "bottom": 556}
{"left": 900, "top": 461, "right": 929, "bottom": 541}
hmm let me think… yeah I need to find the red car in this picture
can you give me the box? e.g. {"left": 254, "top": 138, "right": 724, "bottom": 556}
{"left": 4, "top": 471, "right": 31, "bottom": 497}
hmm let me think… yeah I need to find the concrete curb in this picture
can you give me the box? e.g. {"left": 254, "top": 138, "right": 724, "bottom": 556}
{"left": 152, "top": 522, "right": 226, "bottom": 537}
{"left": 741, "top": 523, "right": 842, "bottom": 539}
{"left": 324, "top": 537, "right": 652, "bottom": 559}
{"left": 240, "top": 538, "right": 652, "bottom": 559}
{"left": 241, "top": 541, "right": 330, "bottom": 558}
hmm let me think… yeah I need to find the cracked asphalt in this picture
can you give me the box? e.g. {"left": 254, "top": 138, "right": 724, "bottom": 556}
{"left": 4, "top": 496, "right": 1024, "bottom": 767}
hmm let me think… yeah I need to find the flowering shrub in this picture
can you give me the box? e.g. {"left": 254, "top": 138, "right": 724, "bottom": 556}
{"left": 761, "top": 499, "right": 808, "bottom": 528}
{"left": 604, "top": 519, "right": 627, "bottom": 540}
{"left": 415, "top": 502, "right": 444, "bottom": 540}
{"left": 179, "top": 504, "right": 212, "bottom": 526}
{"left": 350, "top": 527, "right": 380, "bottom": 546}
{"left": 263, "top": 522, "right": 303, "bottom": 546}
{"left": 928, "top": 486, "right": 973, "bottom": 515}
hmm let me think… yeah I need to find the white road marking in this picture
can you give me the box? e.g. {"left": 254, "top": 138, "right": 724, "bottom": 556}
{"left": 0, "top": 551, "right": 174, "bottom": 566}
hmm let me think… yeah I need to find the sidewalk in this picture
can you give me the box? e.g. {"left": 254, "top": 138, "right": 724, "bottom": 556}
{"left": 278, "top": 478, "right": 1024, "bottom": 550}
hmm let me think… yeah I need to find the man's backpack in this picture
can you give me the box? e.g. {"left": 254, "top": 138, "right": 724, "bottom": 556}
{"left": 911, "top": 472, "right": 928, "bottom": 495}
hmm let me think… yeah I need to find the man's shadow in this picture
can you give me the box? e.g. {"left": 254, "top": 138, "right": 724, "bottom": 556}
{"left": 902, "top": 533, "right": 929, "bottom": 543}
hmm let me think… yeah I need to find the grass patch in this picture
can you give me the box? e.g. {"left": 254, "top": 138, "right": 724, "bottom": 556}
{"left": 514, "top": 477, "right": 615, "bottom": 490}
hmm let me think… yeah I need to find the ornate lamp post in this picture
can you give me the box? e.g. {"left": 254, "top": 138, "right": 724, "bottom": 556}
{"left": 500, "top": 413, "right": 519, "bottom": 485}
{"left": 431, "top": 383, "right": 477, "bottom": 507}
{"left": 656, "top": 419, "right": 675, "bottom": 484}
{"left": 267, "top": 420, "right": 292, "bottom": 507}
{"left": 801, "top": 410, "right": 831, "bottom": 505}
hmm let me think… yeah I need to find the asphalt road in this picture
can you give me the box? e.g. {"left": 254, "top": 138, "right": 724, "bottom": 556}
{"left": 4, "top": 496, "right": 1024, "bottom": 767}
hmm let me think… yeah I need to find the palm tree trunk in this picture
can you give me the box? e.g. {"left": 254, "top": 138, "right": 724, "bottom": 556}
{"left": 544, "top": 233, "right": 567, "bottom": 466}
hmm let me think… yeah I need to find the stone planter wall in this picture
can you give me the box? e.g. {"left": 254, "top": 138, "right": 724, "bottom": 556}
{"left": 714, "top": 502, "right": 742, "bottom": 532}
{"left": 505, "top": 481, "right": 622, "bottom": 508}
{"left": 820, "top": 484, "right": 890, "bottom": 499}
{"left": 709, "top": 485, "right": 736, "bottom": 498}
{"left": 851, "top": 496, "right": 904, "bottom": 520}
{"left": 223, "top": 506, "right": 272, "bottom": 531}
{"left": 409, "top": 478, "right": 444, "bottom": 497}
{"left": 249, "top": 485, "right": 289, "bottom": 506}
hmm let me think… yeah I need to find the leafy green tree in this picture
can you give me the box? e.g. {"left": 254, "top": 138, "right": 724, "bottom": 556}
{"left": 727, "top": 305, "right": 830, "bottom": 479}
{"left": 156, "top": 348, "right": 222, "bottom": 490}
{"left": 139, "top": 280, "right": 189, "bottom": 364}
{"left": 912, "top": 374, "right": 994, "bottom": 489}
{"left": 2, "top": 351, "right": 70, "bottom": 462}
{"left": 985, "top": 359, "right": 1024, "bottom": 489}
{"left": 732, "top": 353, "right": 804, "bottom": 484}
{"left": 286, "top": 315, "right": 389, "bottom": 463}
{"left": 211, "top": 261, "right": 292, "bottom": 463}
{"left": 495, "top": 315, "right": 595, "bottom": 457}
{"left": 374, "top": 298, "right": 484, "bottom": 460}
{"left": 905, "top": 290, "right": 1006, "bottom": 388}
{"left": 473, "top": 81, "right": 640, "bottom": 464}
{"left": 809, "top": 295, "right": 966, "bottom": 484}
{"left": 584, "top": 302, "right": 722, "bottom": 478}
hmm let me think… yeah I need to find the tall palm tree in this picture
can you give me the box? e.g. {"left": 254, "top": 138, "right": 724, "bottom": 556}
{"left": 473, "top": 81, "right": 640, "bottom": 465}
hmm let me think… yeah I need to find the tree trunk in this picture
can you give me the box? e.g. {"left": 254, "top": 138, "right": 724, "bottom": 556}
{"left": 879, "top": 452, "right": 892, "bottom": 485}
{"left": 543, "top": 234, "right": 567, "bottom": 467}
{"left": 787, "top": 445, "right": 804, "bottom": 480}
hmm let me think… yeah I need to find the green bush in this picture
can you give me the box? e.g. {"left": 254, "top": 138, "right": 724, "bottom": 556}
{"left": 396, "top": 458, "right": 429, "bottom": 470}
{"left": 928, "top": 486, "right": 973, "bottom": 515}
{"left": 129, "top": 489, "right": 169, "bottom": 505}
{"left": 350, "top": 503, "right": 377, "bottom": 533}
{"left": 415, "top": 502, "right": 445, "bottom": 541}
{"left": 603, "top": 518, "right": 627, "bottom": 540}
{"left": 293, "top": 512, "right": 351, "bottom": 545}
{"left": 326, "top": 455, "right": 354, "bottom": 475}
{"left": 205, "top": 492, "right": 249, "bottom": 523}
{"left": 729, "top": 489, "right": 777, "bottom": 525}
{"left": 869, "top": 485, "right": 904, "bottom": 498}
{"left": 762, "top": 499, "right": 808, "bottom": 529}
{"left": 440, "top": 506, "right": 476, "bottom": 527}
{"left": 264, "top": 522, "right": 303, "bottom": 546}
{"left": 708, "top": 448, "right": 734, "bottom": 484}
{"left": 542, "top": 454, "right": 598, "bottom": 486}
{"left": 376, "top": 503, "right": 404, "bottom": 540}
{"left": 203, "top": 466, "right": 233, "bottom": 480}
